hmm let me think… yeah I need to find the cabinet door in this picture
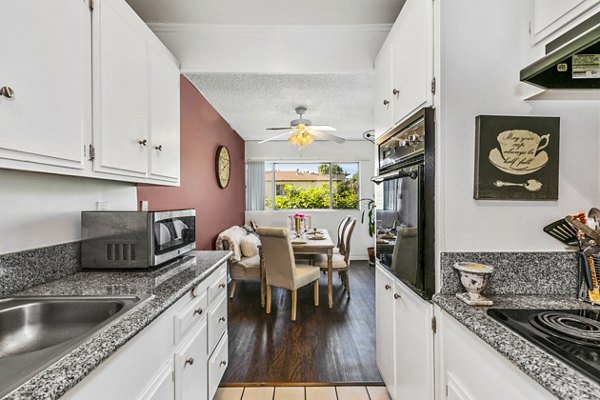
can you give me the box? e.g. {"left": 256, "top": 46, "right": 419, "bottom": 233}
{"left": 375, "top": 264, "right": 396, "bottom": 396}
{"left": 208, "top": 334, "right": 229, "bottom": 400}
{"left": 0, "top": 0, "right": 90, "bottom": 171}
{"left": 148, "top": 44, "right": 180, "bottom": 182}
{"left": 391, "top": 0, "right": 433, "bottom": 126}
{"left": 174, "top": 319, "right": 208, "bottom": 400}
{"left": 139, "top": 361, "right": 174, "bottom": 400}
{"left": 393, "top": 280, "right": 433, "bottom": 400}
{"left": 93, "top": 0, "right": 148, "bottom": 177}
{"left": 374, "top": 42, "right": 393, "bottom": 139}
{"left": 530, "top": 0, "right": 600, "bottom": 44}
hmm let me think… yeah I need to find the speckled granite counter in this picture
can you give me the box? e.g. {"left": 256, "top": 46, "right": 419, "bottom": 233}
{"left": 1, "top": 250, "right": 231, "bottom": 400}
{"left": 433, "top": 294, "right": 600, "bottom": 400}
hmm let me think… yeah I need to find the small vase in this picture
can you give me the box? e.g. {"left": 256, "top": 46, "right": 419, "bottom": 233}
{"left": 294, "top": 217, "right": 302, "bottom": 235}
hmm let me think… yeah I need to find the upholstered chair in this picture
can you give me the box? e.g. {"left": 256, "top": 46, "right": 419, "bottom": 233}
{"left": 256, "top": 227, "right": 320, "bottom": 321}
{"left": 314, "top": 218, "right": 357, "bottom": 296}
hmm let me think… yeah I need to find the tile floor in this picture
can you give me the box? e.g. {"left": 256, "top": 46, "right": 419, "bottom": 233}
{"left": 215, "top": 386, "right": 391, "bottom": 400}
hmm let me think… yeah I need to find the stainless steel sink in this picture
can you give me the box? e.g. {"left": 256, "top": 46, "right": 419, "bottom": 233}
{"left": 0, "top": 294, "right": 152, "bottom": 397}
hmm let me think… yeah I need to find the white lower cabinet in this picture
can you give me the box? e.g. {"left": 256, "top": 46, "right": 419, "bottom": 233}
{"left": 208, "top": 334, "right": 229, "bottom": 400}
{"left": 435, "top": 306, "right": 556, "bottom": 400}
{"left": 375, "top": 263, "right": 434, "bottom": 400}
{"left": 175, "top": 320, "right": 208, "bottom": 400}
{"left": 60, "top": 262, "right": 228, "bottom": 400}
{"left": 139, "top": 361, "right": 175, "bottom": 400}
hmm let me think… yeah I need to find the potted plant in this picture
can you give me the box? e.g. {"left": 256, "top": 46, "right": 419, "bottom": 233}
{"left": 359, "top": 198, "right": 376, "bottom": 265}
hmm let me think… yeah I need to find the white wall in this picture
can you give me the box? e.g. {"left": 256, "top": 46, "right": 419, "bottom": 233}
{"left": 436, "top": 0, "right": 600, "bottom": 252}
{"left": 245, "top": 140, "right": 375, "bottom": 259}
{"left": 0, "top": 169, "right": 137, "bottom": 255}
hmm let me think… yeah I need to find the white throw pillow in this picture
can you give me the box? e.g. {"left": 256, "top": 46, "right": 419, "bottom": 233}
{"left": 240, "top": 235, "right": 260, "bottom": 258}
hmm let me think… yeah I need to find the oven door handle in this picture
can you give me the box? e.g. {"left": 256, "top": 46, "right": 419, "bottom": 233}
{"left": 371, "top": 170, "right": 418, "bottom": 184}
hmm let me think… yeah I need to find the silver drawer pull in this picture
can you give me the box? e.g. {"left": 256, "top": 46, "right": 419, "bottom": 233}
{"left": 394, "top": 293, "right": 401, "bottom": 300}
{"left": 384, "top": 284, "right": 391, "bottom": 290}
{"left": 220, "top": 360, "right": 227, "bottom": 367}
{"left": 184, "top": 357, "right": 194, "bottom": 366}
{"left": 218, "top": 283, "right": 226, "bottom": 289}
{"left": 193, "top": 308, "right": 203, "bottom": 316}
{"left": 219, "top": 316, "right": 226, "bottom": 323}
{"left": 138, "top": 139, "right": 148, "bottom": 146}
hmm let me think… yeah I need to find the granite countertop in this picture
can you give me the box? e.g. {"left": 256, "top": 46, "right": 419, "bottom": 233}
{"left": 434, "top": 293, "right": 600, "bottom": 400}
{"left": 1, "top": 250, "right": 231, "bottom": 400}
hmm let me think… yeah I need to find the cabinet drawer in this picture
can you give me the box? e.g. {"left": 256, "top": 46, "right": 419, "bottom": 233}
{"left": 208, "top": 268, "right": 227, "bottom": 306}
{"left": 173, "top": 290, "right": 207, "bottom": 344}
{"left": 208, "top": 295, "right": 227, "bottom": 355}
{"left": 174, "top": 320, "right": 208, "bottom": 400}
{"left": 208, "top": 334, "right": 228, "bottom": 400}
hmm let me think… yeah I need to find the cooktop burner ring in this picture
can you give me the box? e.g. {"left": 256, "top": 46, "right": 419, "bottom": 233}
{"left": 530, "top": 311, "right": 600, "bottom": 347}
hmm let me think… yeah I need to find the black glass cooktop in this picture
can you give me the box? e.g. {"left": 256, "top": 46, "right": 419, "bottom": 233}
{"left": 487, "top": 309, "right": 600, "bottom": 384}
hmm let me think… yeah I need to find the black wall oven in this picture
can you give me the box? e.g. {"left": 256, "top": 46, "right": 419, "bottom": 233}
{"left": 372, "top": 108, "right": 435, "bottom": 299}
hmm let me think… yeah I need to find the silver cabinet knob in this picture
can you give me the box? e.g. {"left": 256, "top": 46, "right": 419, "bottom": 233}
{"left": 193, "top": 308, "right": 203, "bottom": 316}
{"left": 383, "top": 99, "right": 390, "bottom": 106}
{"left": 219, "top": 316, "right": 226, "bottom": 322}
{"left": 184, "top": 357, "right": 194, "bottom": 366}
{"left": 0, "top": 86, "right": 14, "bottom": 99}
{"left": 392, "top": 88, "right": 399, "bottom": 95}
{"left": 394, "top": 293, "right": 401, "bottom": 300}
{"left": 138, "top": 139, "right": 148, "bottom": 146}
{"left": 220, "top": 360, "right": 227, "bottom": 367}
{"left": 154, "top": 145, "right": 162, "bottom": 151}
{"left": 384, "top": 284, "right": 391, "bottom": 290}
{"left": 218, "top": 283, "right": 226, "bottom": 289}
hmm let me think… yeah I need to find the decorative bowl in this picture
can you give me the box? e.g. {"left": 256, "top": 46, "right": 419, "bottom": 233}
{"left": 453, "top": 262, "right": 495, "bottom": 306}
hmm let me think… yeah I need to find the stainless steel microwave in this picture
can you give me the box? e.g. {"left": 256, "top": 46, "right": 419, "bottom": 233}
{"left": 81, "top": 209, "right": 196, "bottom": 269}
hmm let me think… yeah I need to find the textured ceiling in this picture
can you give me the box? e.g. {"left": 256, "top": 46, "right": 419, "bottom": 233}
{"left": 126, "top": 0, "right": 405, "bottom": 25}
{"left": 186, "top": 73, "right": 374, "bottom": 141}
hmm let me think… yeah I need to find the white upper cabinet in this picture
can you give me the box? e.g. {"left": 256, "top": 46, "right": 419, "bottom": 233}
{"left": 0, "top": 0, "right": 180, "bottom": 185}
{"left": 93, "top": 0, "right": 180, "bottom": 183}
{"left": 148, "top": 46, "right": 181, "bottom": 182}
{"left": 530, "top": 0, "right": 600, "bottom": 45}
{"left": 0, "top": 0, "right": 91, "bottom": 172}
{"left": 374, "top": 0, "right": 434, "bottom": 139}
{"left": 93, "top": 0, "right": 149, "bottom": 178}
{"left": 374, "top": 42, "right": 393, "bottom": 139}
{"left": 391, "top": 0, "right": 433, "bottom": 127}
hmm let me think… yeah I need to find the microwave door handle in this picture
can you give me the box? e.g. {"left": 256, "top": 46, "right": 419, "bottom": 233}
{"left": 372, "top": 170, "right": 418, "bottom": 184}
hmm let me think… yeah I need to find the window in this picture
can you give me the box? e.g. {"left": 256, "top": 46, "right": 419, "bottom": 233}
{"left": 261, "top": 162, "right": 359, "bottom": 210}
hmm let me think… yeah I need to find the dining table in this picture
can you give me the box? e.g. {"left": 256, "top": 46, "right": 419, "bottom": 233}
{"left": 258, "top": 229, "right": 335, "bottom": 308}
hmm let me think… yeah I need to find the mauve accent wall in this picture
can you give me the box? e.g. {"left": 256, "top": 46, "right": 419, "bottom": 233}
{"left": 137, "top": 76, "right": 245, "bottom": 250}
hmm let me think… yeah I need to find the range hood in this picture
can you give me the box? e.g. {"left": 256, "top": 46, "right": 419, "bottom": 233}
{"left": 520, "top": 13, "right": 600, "bottom": 89}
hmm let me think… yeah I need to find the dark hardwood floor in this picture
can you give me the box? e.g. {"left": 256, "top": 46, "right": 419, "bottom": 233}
{"left": 222, "top": 261, "right": 383, "bottom": 385}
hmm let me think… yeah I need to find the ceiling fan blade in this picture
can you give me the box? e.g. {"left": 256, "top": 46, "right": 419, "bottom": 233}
{"left": 306, "top": 128, "right": 345, "bottom": 144}
{"left": 266, "top": 127, "right": 292, "bottom": 131}
{"left": 258, "top": 131, "right": 293, "bottom": 144}
{"left": 309, "top": 125, "right": 336, "bottom": 131}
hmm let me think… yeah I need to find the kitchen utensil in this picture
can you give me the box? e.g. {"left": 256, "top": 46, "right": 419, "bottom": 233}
{"left": 566, "top": 214, "right": 600, "bottom": 241}
{"left": 493, "top": 179, "right": 543, "bottom": 192}
{"left": 543, "top": 218, "right": 579, "bottom": 246}
{"left": 582, "top": 241, "right": 600, "bottom": 303}
{"left": 588, "top": 208, "right": 600, "bottom": 231}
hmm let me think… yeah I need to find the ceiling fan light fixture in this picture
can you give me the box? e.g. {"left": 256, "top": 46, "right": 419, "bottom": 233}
{"left": 288, "top": 127, "right": 314, "bottom": 148}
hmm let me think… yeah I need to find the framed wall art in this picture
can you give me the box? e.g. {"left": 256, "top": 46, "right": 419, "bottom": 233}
{"left": 473, "top": 115, "right": 560, "bottom": 200}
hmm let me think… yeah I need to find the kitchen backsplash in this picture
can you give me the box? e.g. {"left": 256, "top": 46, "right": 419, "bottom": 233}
{"left": 0, "top": 242, "right": 80, "bottom": 296}
{"left": 440, "top": 251, "right": 579, "bottom": 296}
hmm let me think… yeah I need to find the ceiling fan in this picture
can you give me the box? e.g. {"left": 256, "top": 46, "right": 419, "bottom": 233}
{"left": 260, "top": 106, "right": 345, "bottom": 147}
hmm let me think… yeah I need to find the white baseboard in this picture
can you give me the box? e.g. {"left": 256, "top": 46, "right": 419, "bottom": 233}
{"left": 350, "top": 254, "right": 369, "bottom": 261}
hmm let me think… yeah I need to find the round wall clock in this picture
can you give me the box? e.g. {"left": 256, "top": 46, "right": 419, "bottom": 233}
{"left": 215, "top": 145, "right": 231, "bottom": 189}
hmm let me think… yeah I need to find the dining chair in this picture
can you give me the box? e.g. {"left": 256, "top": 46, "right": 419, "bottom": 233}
{"left": 256, "top": 227, "right": 320, "bottom": 321}
{"left": 335, "top": 215, "right": 352, "bottom": 254}
{"left": 314, "top": 218, "right": 357, "bottom": 297}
